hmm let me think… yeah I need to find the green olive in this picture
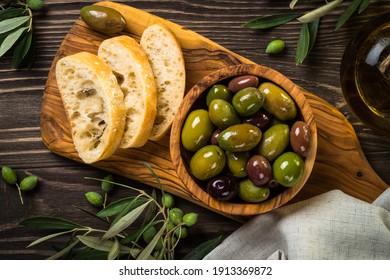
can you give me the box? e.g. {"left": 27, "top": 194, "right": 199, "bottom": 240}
{"left": 257, "top": 124, "right": 290, "bottom": 162}
{"left": 169, "top": 207, "right": 184, "bottom": 225}
{"left": 190, "top": 145, "right": 226, "bottom": 181}
{"left": 162, "top": 193, "right": 175, "bottom": 208}
{"left": 273, "top": 152, "right": 304, "bottom": 187}
{"left": 80, "top": 5, "right": 126, "bottom": 34}
{"left": 174, "top": 225, "right": 188, "bottom": 239}
{"left": 143, "top": 226, "right": 157, "bottom": 244}
{"left": 208, "top": 99, "right": 241, "bottom": 129}
{"left": 266, "top": 39, "right": 285, "bottom": 54}
{"left": 19, "top": 175, "right": 38, "bottom": 191}
{"left": 206, "top": 84, "right": 232, "bottom": 106}
{"left": 232, "top": 87, "right": 265, "bottom": 117}
{"left": 101, "top": 174, "right": 114, "bottom": 192}
{"left": 183, "top": 212, "right": 198, "bottom": 227}
{"left": 217, "top": 124, "right": 262, "bottom": 152}
{"left": 239, "top": 179, "right": 270, "bottom": 203}
{"left": 181, "top": 109, "right": 214, "bottom": 152}
{"left": 226, "top": 151, "right": 249, "bottom": 178}
{"left": 1, "top": 166, "right": 17, "bottom": 185}
{"left": 258, "top": 82, "right": 297, "bottom": 121}
{"left": 85, "top": 191, "right": 103, "bottom": 207}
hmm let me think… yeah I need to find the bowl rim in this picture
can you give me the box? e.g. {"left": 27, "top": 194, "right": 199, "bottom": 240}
{"left": 170, "top": 63, "right": 317, "bottom": 216}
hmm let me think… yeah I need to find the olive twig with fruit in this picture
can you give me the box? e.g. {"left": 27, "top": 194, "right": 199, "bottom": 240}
{"left": 18, "top": 163, "right": 203, "bottom": 260}
{"left": 244, "top": 0, "right": 373, "bottom": 64}
{"left": 0, "top": 0, "right": 44, "bottom": 68}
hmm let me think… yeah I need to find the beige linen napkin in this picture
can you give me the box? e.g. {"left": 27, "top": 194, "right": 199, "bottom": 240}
{"left": 204, "top": 188, "right": 390, "bottom": 260}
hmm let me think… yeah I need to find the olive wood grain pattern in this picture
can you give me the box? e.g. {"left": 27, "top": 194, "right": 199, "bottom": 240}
{"left": 40, "top": 1, "right": 388, "bottom": 217}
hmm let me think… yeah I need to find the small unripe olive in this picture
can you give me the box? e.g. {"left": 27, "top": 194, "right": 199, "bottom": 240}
{"left": 169, "top": 208, "right": 184, "bottom": 225}
{"left": 182, "top": 213, "right": 198, "bottom": 227}
{"left": 162, "top": 193, "right": 175, "bottom": 208}
{"left": 19, "top": 175, "right": 38, "bottom": 191}
{"left": 26, "top": 0, "right": 44, "bottom": 11}
{"left": 1, "top": 166, "right": 17, "bottom": 185}
{"left": 101, "top": 174, "right": 114, "bottom": 192}
{"left": 174, "top": 226, "right": 188, "bottom": 239}
{"left": 85, "top": 191, "right": 103, "bottom": 207}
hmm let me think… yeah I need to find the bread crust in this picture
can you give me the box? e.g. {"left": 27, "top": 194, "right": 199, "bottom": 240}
{"left": 98, "top": 35, "right": 157, "bottom": 148}
{"left": 140, "top": 23, "right": 186, "bottom": 141}
{"left": 55, "top": 52, "right": 126, "bottom": 163}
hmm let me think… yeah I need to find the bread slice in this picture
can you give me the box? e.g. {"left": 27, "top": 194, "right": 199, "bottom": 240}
{"left": 55, "top": 52, "right": 126, "bottom": 164}
{"left": 140, "top": 23, "right": 186, "bottom": 141}
{"left": 98, "top": 35, "right": 157, "bottom": 148}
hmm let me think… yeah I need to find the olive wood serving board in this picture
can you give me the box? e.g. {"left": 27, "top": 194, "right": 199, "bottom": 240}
{"left": 40, "top": 1, "right": 388, "bottom": 218}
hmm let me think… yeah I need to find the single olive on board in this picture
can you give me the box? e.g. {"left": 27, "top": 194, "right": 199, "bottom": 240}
{"left": 80, "top": 5, "right": 126, "bottom": 34}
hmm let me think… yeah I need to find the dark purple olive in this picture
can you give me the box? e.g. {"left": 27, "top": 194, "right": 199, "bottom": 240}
{"left": 228, "top": 75, "right": 259, "bottom": 93}
{"left": 206, "top": 175, "right": 238, "bottom": 201}
{"left": 265, "top": 178, "right": 279, "bottom": 189}
{"left": 242, "top": 110, "right": 271, "bottom": 129}
{"left": 210, "top": 128, "right": 222, "bottom": 145}
{"left": 246, "top": 155, "right": 272, "bottom": 186}
{"left": 290, "top": 121, "right": 310, "bottom": 158}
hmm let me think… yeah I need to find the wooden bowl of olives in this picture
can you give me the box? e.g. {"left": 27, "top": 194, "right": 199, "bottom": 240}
{"left": 170, "top": 64, "right": 317, "bottom": 216}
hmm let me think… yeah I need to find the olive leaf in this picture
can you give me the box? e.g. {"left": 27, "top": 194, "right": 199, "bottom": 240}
{"left": 107, "top": 238, "right": 120, "bottom": 260}
{"left": 71, "top": 247, "right": 108, "bottom": 260}
{"left": 335, "top": 0, "right": 363, "bottom": 30}
{"left": 12, "top": 30, "right": 33, "bottom": 68}
{"left": 297, "top": 0, "right": 343, "bottom": 23}
{"left": 289, "top": 0, "right": 299, "bottom": 10}
{"left": 0, "top": 26, "right": 28, "bottom": 57}
{"left": 77, "top": 235, "right": 140, "bottom": 258}
{"left": 102, "top": 200, "right": 152, "bottom": 239}
{"left": 47, "top": 240, "right": 80, "bottom": 260}
{"left": 26, "top": 229, "right": 77, "bottom": 248}
{"left": 182, "top": 234, "right": 226, "bottom": 260}
{"left": 358, "top": 0, "right": 371, "bottom": 14}
{"left": 73, "top": 205, "right": 109, "bottom": 224}
{"left": 97, "top": 196, "right": 148, "bottom": 218}
{"left": 242, "top": 13, "right": 302, "bottom": 29}
{"left": 142, "top": 189, "right": 157, "bottom": 225}
{"left": 308, "top": 18, "right": 320, "bottom": 52}
{"left": 111, "top": 195, "right": 145, "bottom": 225}
{"left": 296, "top": 23, "right": 310, "bottom": 65}
{"left": 0, "top": 7, "right": 26, "bottom": 21}
{"left": 19, "top": 216, "right": 83, "bottom": 230}
{"left": 0, "top": 16, "right": 30, "bottom": 34}
{"left": 136, "top": 222, "right": 166, "bottom": 260}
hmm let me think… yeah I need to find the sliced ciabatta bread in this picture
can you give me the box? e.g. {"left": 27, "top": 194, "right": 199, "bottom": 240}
{"left": 98, "top": 35, "right": 157, "bottom": 148}
{"left": 140, "top": 23, "right": 186, "bottom": 141}
{"left": 55, "top": 52, "right": 126, "bottom": 164}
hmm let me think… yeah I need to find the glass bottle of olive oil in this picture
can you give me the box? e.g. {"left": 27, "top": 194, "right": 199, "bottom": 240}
{"left": 341, "top": 13, "right": 390, "bottom": 136}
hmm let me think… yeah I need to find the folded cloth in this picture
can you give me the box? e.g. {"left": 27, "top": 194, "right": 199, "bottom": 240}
{"left": 204, "top": 188, "right": 390, "bottom": 260}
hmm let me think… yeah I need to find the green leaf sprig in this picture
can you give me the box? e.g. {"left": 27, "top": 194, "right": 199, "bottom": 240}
{"left": 0, "top": 0, "right": 44, "bottom": 69}
{"left": 243, "top": 0, "right": 373, "bottom": 64}
{"left": 19, "top": 163, "right": 200, "bottom": 260}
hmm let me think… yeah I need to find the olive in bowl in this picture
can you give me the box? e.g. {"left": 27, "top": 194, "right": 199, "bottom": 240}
{"left": 170, "top": 64, "right": 317, "bottom": 216}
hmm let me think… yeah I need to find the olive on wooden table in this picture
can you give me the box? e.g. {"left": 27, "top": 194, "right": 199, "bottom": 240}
{"left": 181, "top": 109, "right": 214, "bottom": 152}
{"left": 257, "top": 124, "right": 290, "bottom": 162}
{"left": 208, "top": 99, "right": 241, "bottom": 129}
{"left": 228, "top": 75, "right": 259, "bottom": 93}
{"left": 242, "top": 110, "right": 272, "bottom": 129}
{"left": 80, "top": 5, "right": 126, "bottom": 34}
{"left": 190, "top": 145, "right": 226, "bottom": 181}
{"left": 206, "top": 84, "right": 232, "bottom": 106}
{"left": 273, "top": 152, "right": 304, "bottom": 187}
{"left": 239, "top": 179, "right": 270, "bottom": 203}
{"left": 218, "top": 123, "right": 262, "bottom": 152}
{"left": 226, "top": 151, "right": 249, "bottom": 178}
{"left": 246, "top": 155, "right": 272, "bottom": 186}
{"left": 290, "top": 121, "right": 310, "bottom": 157}
{"left": 206, "top": 175, "right": 238, "bottom": 201}
{"left": 232, "top": 87, "right": 265, "bottom": 117}
{"left": 259, "top": 82, "right": 297, "bottom": 121}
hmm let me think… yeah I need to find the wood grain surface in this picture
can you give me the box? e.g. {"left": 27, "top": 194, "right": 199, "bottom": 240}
{"left": 1, "top": 0, "right": 390, "bottom": 260}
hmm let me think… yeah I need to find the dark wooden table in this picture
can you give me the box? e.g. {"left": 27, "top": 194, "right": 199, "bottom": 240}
{"left": 1, "top": 0, "right": 390, "bottom": 260}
